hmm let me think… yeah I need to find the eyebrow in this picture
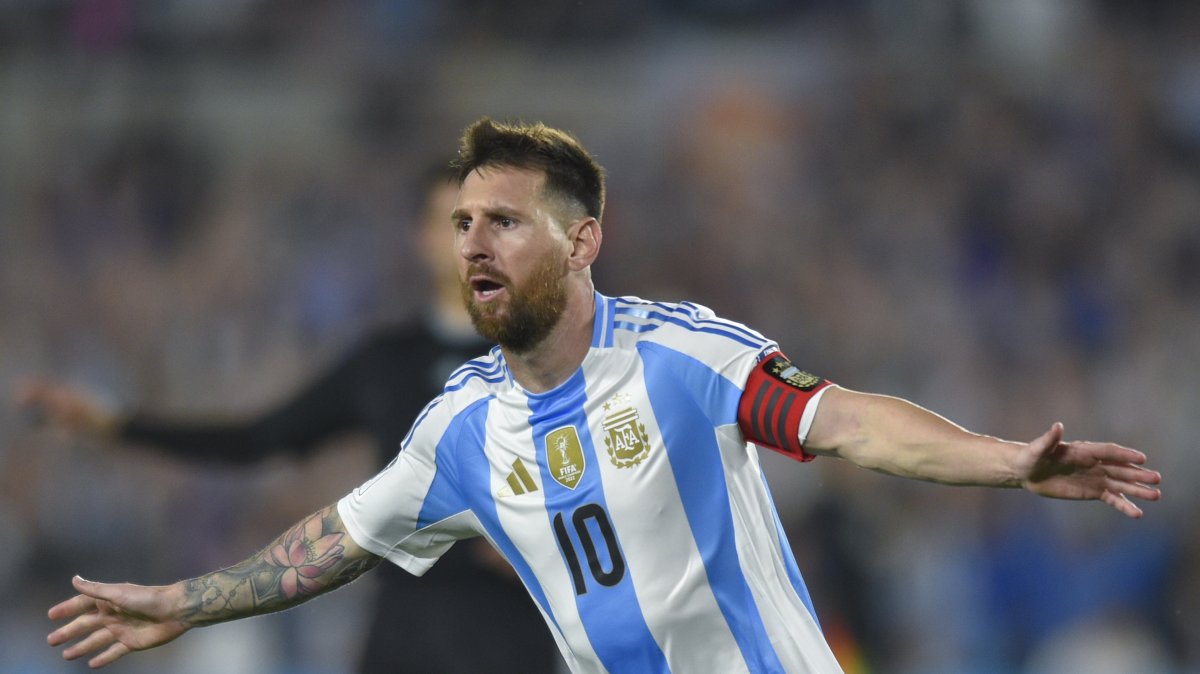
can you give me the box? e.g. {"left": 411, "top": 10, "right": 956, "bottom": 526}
{"left": 450, "top": 205, "right": 524, "bottom": 222}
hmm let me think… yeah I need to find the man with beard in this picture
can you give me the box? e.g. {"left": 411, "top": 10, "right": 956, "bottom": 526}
{"left": 48, "top": 118, "right": 1161, "bottom": 674}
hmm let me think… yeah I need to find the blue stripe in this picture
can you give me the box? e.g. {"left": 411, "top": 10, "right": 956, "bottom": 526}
{"left": 613, "top": 310, "right": 766, "bottom": 349}
{"left": 526, "top": 368, "right": 669, "bottom": 673}
{"left": 639, "top": 343, "right": 787, "bottom": 673}
{"left": 444, "top": 399, "right": 566, "bottom": 641}
{"left": 615, "top": 298, "right": 771, "bottom": 347}
{"left": 615, "top": 296, "right": 673, "bottom": 313}
{"left": 449, "top": 363, "right": 503, "bottom": 381}
{"left": 758, "top": 471, "right": 820, "bottom": 625}
{"left": 613, "top": 320, "right": 656, "bottom": 334}
{"left": 400, "top": 396, "right": 444, "bottom": 451}
{"left": 415, "top": 400, "right": 493, "bottom": 529}
{"left": 604, "top": 296, "right": 616, "bottom": 347}
{"left": 453, "top": 353, "right": 503, "bottom": 372}
{"left": 446, "top": 357, "right": 505, "bottom": 385}
{"left": 612, "top": 306, "right": 655, "bottom": 318}
{"left": 460, "top": 355, "right": 503, "bottom": 370}
{"left": 679, "top": 302, "right": 771, "bottom": 345}
{"left": 444, "top": 371, "right": 506, "bottom": 393}
{"left": 591, "top": 291, "right": 610, "bottom": 348}
{"left": 491, "top": 347, "right": 515, "bottom": 386}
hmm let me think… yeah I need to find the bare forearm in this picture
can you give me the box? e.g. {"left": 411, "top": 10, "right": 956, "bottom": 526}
{"left": 178, "top": 504, "right": 380, "bottom": 627}
{"left": 807, "top": 387, "right": 1022, "bottom": 487}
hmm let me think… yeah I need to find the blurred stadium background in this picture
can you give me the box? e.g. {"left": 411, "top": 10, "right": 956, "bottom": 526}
{"left": 1, "top": 1, "right": 1197, "bottom": 673}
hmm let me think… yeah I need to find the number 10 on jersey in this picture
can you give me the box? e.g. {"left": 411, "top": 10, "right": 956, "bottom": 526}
{"left": 552, "top": 503, "right": 626, "bottom": 595}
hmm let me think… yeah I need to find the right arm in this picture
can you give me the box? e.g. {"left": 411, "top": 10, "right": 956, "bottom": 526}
{"left": 48, "top": 503, "right": 380, "bottom": 669}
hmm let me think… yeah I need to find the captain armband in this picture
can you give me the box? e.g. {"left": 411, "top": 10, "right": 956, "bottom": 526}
{"left": 736, "top": 351, "right": 832, "bottom": 462}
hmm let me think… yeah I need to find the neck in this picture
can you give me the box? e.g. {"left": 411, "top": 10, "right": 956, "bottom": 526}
{"left": 501, "top": 281, "right": 595, "bottom": 394}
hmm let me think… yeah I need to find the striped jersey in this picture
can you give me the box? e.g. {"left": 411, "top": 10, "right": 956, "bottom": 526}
{"left": 337, "top": 292, "right": 843, "bottom": 674}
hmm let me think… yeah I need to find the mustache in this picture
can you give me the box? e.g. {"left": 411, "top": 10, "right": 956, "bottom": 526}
{"left": 465, "top": 264, "right": 511, "bottom": 285}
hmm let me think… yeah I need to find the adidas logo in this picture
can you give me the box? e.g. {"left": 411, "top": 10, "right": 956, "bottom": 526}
{"left": 498, "top": 458, "right": 539, "bottom": 497}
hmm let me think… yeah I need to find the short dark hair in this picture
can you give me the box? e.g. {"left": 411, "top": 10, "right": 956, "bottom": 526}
{"left": 452, "top": 118, "right": 605, "bottom": 221}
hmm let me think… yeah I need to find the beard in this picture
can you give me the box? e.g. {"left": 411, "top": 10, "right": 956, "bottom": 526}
{"left": 461, "top": 251, "right": 569, "bottom": 353}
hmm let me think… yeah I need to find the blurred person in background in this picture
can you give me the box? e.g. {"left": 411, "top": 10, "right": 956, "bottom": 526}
{"left": 17, "top": 165, "right": 562, "bottom": 674}
{"left": 43, "top": 118, "right": 1162, "bottom": 674}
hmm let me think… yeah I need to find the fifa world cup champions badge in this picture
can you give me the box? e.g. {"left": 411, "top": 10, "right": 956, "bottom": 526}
{"left": 546, "top": 426, "right": 586, "bottom": 489}
{"left": 603, "top": 393, "right": 650, "bottom": 468}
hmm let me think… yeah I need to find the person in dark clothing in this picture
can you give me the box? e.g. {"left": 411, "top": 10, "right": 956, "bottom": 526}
{"left": 18, "top": 168, "right": 563, "bottom": 674}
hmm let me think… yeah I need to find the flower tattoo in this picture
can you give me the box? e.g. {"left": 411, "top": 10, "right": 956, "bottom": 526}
{"left": 177, "top": 505, "right": 379, "bottom": 627}
{"left": 265, "top": 512, "right": 346, "bottom": 598}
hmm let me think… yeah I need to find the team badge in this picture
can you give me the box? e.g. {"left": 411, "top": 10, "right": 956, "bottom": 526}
{"left": 767, "top": 355, "right": 821, "bottom": 391}
{"left": 602, "top": 393, "right": 650, "bottom": 469}
{"left": 545, "top": 426, "right": 585, "bottom": 489}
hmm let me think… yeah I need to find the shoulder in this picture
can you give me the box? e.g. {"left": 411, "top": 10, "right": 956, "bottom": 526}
{"left": 441, "top": 346, "right": 507, "bottom": 394}
{"left": 413, "top": 346, "right": 509, "bottom": 428}
{"left": 608, "top": 295, "right": 775, "bottom": 355}
{"left": 399, "top": 369, "right": 499, "bottom": 456}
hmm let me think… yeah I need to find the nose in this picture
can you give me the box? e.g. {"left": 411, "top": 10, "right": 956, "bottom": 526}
{"left": 458, "top": 223, "right": 492, "bottom": 263}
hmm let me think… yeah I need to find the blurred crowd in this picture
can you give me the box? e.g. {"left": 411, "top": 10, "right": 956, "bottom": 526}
{"left": 1, "top": 1, "right": 1197, "bottom": 673}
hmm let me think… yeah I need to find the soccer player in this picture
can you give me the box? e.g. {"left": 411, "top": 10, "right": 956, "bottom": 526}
{"left": 46, "top": 118, "right": 1161, "bottom": 673}
{"left": 23, "top": 166, "right": 561, "bottom": 674}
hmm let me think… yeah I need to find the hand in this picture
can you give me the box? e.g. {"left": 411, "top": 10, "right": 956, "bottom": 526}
{"left": 48, "top": 576, "right": 190, "bottom": 668}
{"left": 14, "top": 380, "right": 119, "bottom": 437}
{"left": 1016, "top": 423, "right": 1162, "bottom": 518}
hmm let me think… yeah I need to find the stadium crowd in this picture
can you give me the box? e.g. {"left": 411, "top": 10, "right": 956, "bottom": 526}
{"left": 1, "top": 2, "right": 1196, "bottom": 673}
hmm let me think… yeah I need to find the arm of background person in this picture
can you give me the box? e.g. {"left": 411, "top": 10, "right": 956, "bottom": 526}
{"left": 803, "top": 386, "right": 1162, "bottom": 518}
{"left": 15, "top": 341, "right": 370, "bottom": 464}
{"left": 47, "top": 502, "right": 380, "bottom": 669}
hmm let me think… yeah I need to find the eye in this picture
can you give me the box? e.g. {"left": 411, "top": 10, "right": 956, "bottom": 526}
{"left": 455, "top": 217, "right": 471, "bottom": 232}
{"left": 497, "top": 217, "right": 516, "bottom": 229}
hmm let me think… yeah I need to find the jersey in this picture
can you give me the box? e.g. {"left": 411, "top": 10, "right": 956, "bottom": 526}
{"left": 337, "top": 293, "right": 843, "bottom": 674}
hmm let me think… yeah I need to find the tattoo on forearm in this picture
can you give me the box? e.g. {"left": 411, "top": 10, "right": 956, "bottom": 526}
{"left": 180, "top": 505, "right": 379, "bottom": 625}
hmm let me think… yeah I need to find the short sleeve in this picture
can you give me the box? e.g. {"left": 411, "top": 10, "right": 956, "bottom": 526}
{"left": 337, "top": 397, "right": 479, "bottom": 575}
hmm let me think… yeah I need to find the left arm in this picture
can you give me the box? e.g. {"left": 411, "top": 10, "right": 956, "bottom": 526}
{"left": 803, "top": 386, "right": 1162, "bottom": 518}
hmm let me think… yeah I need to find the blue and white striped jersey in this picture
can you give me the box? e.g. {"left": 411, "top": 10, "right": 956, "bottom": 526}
{"left": 338, "top": 292, "right": 843, "bottom": 674}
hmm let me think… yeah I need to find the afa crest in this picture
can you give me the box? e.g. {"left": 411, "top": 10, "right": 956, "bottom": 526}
{"left": 602, "top": 393, "right": 651, "bottom": 469}
{"left": 767, "top": 356, "right": 821, "bottom": 391}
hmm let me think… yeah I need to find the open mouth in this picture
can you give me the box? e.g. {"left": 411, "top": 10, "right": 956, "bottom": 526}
{"left": 470, "top": 277, "right": 506, "bottom": 301}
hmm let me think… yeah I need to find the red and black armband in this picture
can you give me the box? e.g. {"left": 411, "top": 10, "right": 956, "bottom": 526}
{"left": 737, "top": 351, "right": 832, "bottom": 462}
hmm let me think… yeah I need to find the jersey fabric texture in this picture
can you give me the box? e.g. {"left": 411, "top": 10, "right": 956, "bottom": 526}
{"left": 338, "top": 293, "right": 844, "bottom": 674}
{"left": 120, "top": 318, "right": 561, "bottom": 674}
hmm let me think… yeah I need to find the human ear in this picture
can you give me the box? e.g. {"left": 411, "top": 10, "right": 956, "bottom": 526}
{"left": 567, "top": 218, "right": 602, "bottom": 272}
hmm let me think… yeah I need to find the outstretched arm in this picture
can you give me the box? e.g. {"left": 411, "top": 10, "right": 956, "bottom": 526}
{"left": 47, "top": 503, "right": 380, "bottom": 668}
{"left": 15, "top": 373, "right": 355, "bottom": 464}
{"left": 804, "top": 387, "right": 1162, "bottom": 518}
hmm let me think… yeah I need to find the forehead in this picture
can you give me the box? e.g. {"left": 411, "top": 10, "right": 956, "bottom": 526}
{"left": 455, "top": 166, "right": 547, "bottom": 212}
